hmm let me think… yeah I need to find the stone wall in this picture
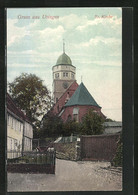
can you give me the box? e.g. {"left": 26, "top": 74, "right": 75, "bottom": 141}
{"left": 7, "top": 164, "right": 55, "bottom": 174}
{"left": 54, "top": 142, "right": 77, "bottom": 160}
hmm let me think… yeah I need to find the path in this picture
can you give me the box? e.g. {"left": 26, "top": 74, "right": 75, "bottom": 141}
{"left": 8, "top": 159, "right": 122, "bottom": 191}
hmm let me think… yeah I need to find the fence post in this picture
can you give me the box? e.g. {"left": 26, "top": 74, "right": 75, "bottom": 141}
{"left": 70, "top": 134, "right": 73, "bottom": 142}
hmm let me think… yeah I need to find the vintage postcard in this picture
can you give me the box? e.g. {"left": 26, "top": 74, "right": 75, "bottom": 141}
{"left": 7, "top": 7, "right": 123, "bottom": 192}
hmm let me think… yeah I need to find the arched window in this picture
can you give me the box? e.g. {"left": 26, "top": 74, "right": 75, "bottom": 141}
{"left": 73, "top": 107, "right": 79, "bottom": 122}
{"left": 67, "top": 115, "right": 72, "bottom": 121}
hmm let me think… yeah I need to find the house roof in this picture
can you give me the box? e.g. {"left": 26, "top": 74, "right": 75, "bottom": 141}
{"left": 56, "top": 52, "right": 72, "bottom": 65}
{"left": 64, "top": 82, "right": 101, "bottom": 108}
{"left": 104, "top": 121, "right": 122, "bottom": 127}
{"left": 7, "top": 93, "right": 31, "bottom": 123}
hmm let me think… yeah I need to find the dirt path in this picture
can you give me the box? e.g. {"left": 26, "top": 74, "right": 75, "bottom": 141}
{"left": 8, "top": 159, "right": 122, "bottom": 191}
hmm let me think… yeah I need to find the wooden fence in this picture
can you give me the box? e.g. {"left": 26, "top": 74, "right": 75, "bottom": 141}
{"left": 7, "top": 150, "right": 56, "bottom": 174}
{"left": 80, "top": 134, "right": 120, "bottom": 161}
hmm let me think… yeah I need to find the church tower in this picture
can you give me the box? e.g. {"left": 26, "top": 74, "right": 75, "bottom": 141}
{"left": 52, "top": 41, "right": 76, "bottom": 103}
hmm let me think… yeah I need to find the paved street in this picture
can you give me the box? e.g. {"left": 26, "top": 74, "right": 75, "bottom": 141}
{"left": 8, "top": 159, "right": 122, "bottom": 191}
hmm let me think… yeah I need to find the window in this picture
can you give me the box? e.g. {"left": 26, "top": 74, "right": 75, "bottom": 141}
{"left": 73, "top": 114, "right": 78, "bottom": 121}
{"left": 73, "top": 107, "right": 79, "bottom": 122}
{"left": 19, "top": 141, "right": 20, "bottom": 151}
{"left": 63, "top": 72, "right": 68, "bottom": 77}
{"left": 55, "top": 73, "right": 59, "bottom": 78}
{"left": 14, "top": 139, "right": 17, "bottom": 150}
{"left": 11, "top": 118, "right": 13, "bottom": 128}
{"left": 67, "top": 115, "right": 72, "bottom": 121}
{"left": 10, "top": 139, "right": 12, "bottom": 151}
{"left": 73, "top": 107, "right": 79, "bottom": 115}
{"left": 20, "top": 123, "right": 22, "bottom": 131}
{"left": 71, "top": 73, "right": 74, "bottom": 79}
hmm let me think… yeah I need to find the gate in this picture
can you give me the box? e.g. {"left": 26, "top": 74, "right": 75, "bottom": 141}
{"left": 80, "top": 134, "right": 120, "bottom": 161}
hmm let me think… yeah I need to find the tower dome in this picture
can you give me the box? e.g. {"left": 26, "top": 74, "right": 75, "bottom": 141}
{"left": 56, "top": 52, "right": 72, "bottom": 65}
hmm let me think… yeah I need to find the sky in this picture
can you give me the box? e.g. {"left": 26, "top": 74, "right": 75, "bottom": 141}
{"left": 7, "top": 8, "right": 122, "bottom": 121}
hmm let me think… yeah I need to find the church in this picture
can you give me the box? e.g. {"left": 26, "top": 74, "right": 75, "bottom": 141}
{"left": 49, "top": 43, "right": 105, "bottom": 122}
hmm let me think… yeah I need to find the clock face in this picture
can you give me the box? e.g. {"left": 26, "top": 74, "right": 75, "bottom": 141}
{"left": 63, "top": 82, "right": 69, "bottom": 89}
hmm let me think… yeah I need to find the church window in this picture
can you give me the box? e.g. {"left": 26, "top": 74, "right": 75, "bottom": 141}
{"left": 55, "top": 73, "right": 59, "bottom": 78}
{"left": 71, "top": 73, "right": 74, "bottom": 79}
{"left": 67, "top": 114, "right": 72, "bottom": 121}
{"left": 73, "top": 107, "right": 79, "bottom": 122}
{"left": 63, "top": 72, "right": 68, "bottom": 77}
{"left": 56, "top": 98, "right": 58, "bottom": 103}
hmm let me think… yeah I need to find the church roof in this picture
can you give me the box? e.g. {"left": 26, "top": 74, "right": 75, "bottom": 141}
{"left": 56, "top": 52, "right": 72, "bottom": 65}
{"left": 64, "top": 82, "right": 101, "bottom": 108}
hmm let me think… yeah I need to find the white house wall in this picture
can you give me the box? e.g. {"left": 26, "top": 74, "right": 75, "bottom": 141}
{"left": 7, "top": 113, "right": 23, "bottom": 159}
{"left": 23, "top": 121, "right": 33, "bottom": 151}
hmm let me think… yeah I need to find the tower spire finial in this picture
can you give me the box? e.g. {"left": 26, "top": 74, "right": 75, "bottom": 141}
{"left": 63, "top": 39, "right": 65, "bottom": 53}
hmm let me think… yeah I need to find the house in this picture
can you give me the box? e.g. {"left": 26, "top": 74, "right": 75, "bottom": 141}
{"left": 7, "top": 93, "right": 33, "bottom": 158}
{"left": 103, "top": 121, "right": 122, "bottom": 134}
{"left": 23, "top": 118, "right": 33, "bottom": 151}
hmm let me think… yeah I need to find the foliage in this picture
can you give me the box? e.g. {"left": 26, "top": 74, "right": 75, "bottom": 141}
{"left": 41, "top": 109, "right": 104, "bottom": 137}
{"left": 62, "top": 120, "right": 81, "bottom": 136}
{"left": 112, "top": 134, "right": 123, "bottom": 167}
{"left": 105, "top": 118, "right": 114, "bottom": 122}
{"left": 8, "top": 73, "right": 52, "bottom": 130}
{"left": 80, "top": 109, "right": 104, "bottom": 135}
{"left": 55, "top": 142, "right": 76, "bottom": 160}
{"left": 40, "top": 113, "right": 63, "bottom": 138}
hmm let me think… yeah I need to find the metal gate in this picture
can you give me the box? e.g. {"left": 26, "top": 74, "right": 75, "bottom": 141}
{"left": 80, "top": 134, "right": 120, "bottom": 161}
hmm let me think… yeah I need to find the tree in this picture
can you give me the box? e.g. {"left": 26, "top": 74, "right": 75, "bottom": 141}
{"left": 80, "top": 109, "right": 104, "bottom": 135}
{"left": 63, "top": 120, "right": 80, "bottom": 136}
{"left": 105, "top": 118, "right": 114, "bottom": 122}
{"left": 8, "top": 73, "right": 52, "bottom": 131}
{"left": 40, "top": 114, "right": 63, "bottom": 138}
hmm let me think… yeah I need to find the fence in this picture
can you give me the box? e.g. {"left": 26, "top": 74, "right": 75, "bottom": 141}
{"left": 81, "top": 134, "right": 120, "bottom": 161}
{"left": 58, "top": 135, "right": 78, "bottom": 143}
{"left": 32, "top": 138, "right": 55, "bottom": 150}
{"left": 7, "top": 150, "right": 56, "bottom": 174}
{"left": 7, "top": 150, "right": 22, "bottom": 159}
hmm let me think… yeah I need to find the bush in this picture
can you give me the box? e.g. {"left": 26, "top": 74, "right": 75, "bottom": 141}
{"left": 112, "top": 134, "right": 123, "bottom": 167}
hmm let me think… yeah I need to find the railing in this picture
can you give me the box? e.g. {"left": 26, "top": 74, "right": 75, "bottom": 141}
{"left": 7, "top": 150, "right": 22, "bottom": 159}
{"left": 7, "top": 150, "right": 56, "bottom": 165}
{"left": 59, "top": 135, "right": 78, "bottom": 143}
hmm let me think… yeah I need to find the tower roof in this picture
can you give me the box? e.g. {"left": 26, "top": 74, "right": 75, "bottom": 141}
{"left": 65, "top": 82, "right": 101, "bottom": 108}
{"left": 56, "top": 52, "right": 72, "bottom": 65}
